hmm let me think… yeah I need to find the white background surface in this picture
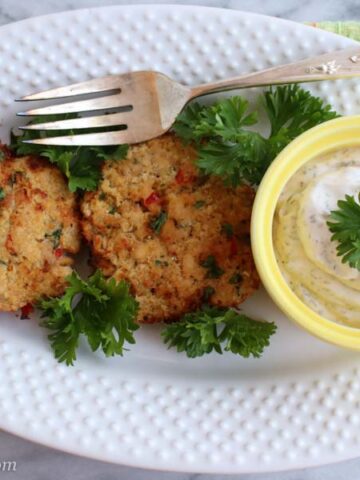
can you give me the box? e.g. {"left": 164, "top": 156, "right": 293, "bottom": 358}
{"left": 1, "top": 1, "right": 360, "bottom": 479}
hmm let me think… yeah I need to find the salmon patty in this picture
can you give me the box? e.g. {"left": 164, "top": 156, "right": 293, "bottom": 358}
{"left": 81, "top": 134, "right": 259, "bottom": 323}
{"left": 0, "top": 150, "right": 81, "bottom": 311}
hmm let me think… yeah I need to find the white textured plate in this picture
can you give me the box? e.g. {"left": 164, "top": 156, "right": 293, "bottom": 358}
{"left": 0, "top": 5, "right": 360, "bottom": 474}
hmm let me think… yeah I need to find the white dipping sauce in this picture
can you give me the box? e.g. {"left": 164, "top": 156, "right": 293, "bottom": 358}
{"left": 273, "top": 147, "right": 360, "bottom": 326}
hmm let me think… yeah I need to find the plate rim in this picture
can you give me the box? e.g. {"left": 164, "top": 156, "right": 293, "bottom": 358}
{"left": 0, "top": 4, "right": 359, "bottom": 473}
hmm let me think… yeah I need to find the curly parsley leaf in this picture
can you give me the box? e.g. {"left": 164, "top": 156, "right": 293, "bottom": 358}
{"left": 202, "top": 286, "right": 215, "bottom": 302}
{"left": 200, "top": 255, "right": 224, "bottom": 279}
{"left": 194, "top": 200, "right": 206, "bottom": 209}
{"left": 221, "top": 223, "right": 234, "bottom": 238}
{"left": 174, "top": 96, "right": 267, "bottom": 185}
{"left": 327, "top": 193, "right": 360, "bottom": 271}
{"left": 162, "top": 306, "right": 276, "bottom": 358}
{"left": 218, "top": 309, "right": 276, "bottom": 357}
{"left": 11, "top": 116, "right": 128, "bottom": 192}
{"left": 173, "top": 85, "right": 338, "bottom": 186}
{"left": 38, "top": 270, "right": 139, "bottom": 365}
{"left": 264, "top": 84, "right": 339, "bottom": 157}
{"left": 149, "top": 210, "right": 168, "bottom": 234}
{"left": 162, "top": 307, "right": 222, "bottom": 357}
{"left": 171, "top": 103, "right": 205, "bottom": 142}
{"left": 196, "top": 96, "right": 257, "bottom": 140}
{"left": 197, "top": 133, "right": 269, "bottom": 186}
{"left": 229, "top": 273, "right": 243, "bottom": 285}
{"left": 44, "top": 227, "right": 62, "bottom": 249}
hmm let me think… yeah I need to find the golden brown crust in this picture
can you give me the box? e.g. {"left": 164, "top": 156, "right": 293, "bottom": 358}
{"left": 81, "top": 134, "right": 260, "bottom": 323}
{"left": 0, "top": 149, "right": 81, "bottom": 311}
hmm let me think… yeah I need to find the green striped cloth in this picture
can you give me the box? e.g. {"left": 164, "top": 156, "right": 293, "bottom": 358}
{"left": 310, "top": 21, "right": 360, "bottom": 41}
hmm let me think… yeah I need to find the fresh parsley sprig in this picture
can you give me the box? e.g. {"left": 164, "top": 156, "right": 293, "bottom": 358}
{"left": 162, "top": 306, "right": 276, "bottom": 358}
{"left": 173, "top": 85, "right": 338, "bottom": 186}
{"left": 11, "top": 115, "right": 128, "bottom": 192}
{"left": 174, "top": 97, "right": 268, "bottom": 185}
{"left": 38, "top": 270, "right": 139, "bottom": 365}
{"left": 327, "top": 193, "right": 360, "bottom": 271}
{"left": 264, "top": 85, "right": 339, "bottom": 157}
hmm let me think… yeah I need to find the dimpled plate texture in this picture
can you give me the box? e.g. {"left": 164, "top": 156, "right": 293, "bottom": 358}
{"left": 0, "top": 5, "right": 360, "bottom": 474}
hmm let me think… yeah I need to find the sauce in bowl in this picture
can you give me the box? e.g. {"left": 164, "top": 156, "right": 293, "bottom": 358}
{"left": 273, "top": 147, "right": 360, "bottom": 326}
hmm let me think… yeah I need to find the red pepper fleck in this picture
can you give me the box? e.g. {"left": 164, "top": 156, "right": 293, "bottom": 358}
{"left": 230, "top": 237, "right": 238, "bottom": 257}
{"left": 21, "top": 303, "right": 34, "bottom": 319}
{"left": 27, "top": 157, "right": 43, "bottom": 171}
{"left": 54, "top": 248, "right": 64, "bottom": 258}
{"left": 117, "top": 238, "right": 130, "bottom": 250}
{"left": 5, "top": 234, "right": 15, "bottom": 254}
{"left": 144, "top": 191, "right": 160, "bottom": 207}
{"left": 176, "top": 169, "right": 196, "bottom": 185}
{"left": 175, "top": 169, "right": 185, "bottom": 184}
{"left": 42, "top": 260, "right": 50, "bottom": 273}
{"left": 175, "top": 168, "right": 192, "bottom": 185}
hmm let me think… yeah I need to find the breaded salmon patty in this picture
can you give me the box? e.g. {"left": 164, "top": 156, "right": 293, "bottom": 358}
{"left": 81, "top": 134, "right": 259, "bottom": 323}
{"left": 0, "top": 150, "right": 81, "bottom": 311}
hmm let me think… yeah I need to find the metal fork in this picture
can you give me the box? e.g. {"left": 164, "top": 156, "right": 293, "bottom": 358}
{"left": 17, "top": 47, "right": 360, "bottom": 146}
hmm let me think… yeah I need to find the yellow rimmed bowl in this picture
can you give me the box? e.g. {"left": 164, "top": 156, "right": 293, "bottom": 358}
{"left": 251, "top": 115, "right": 360, "bottom": 350}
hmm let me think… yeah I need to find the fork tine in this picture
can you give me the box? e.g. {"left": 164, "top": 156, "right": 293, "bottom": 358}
{"left": 17, "top": 93, "right": 126, "bottom": 116}
{"left": 18, "top": 111, "right": 131, "bottom": 131}
{"left": 16, "top": 76, "right": 121, "bottom": 101}
{"left": 21, "top": 130, "right": 138, "bottom": 146}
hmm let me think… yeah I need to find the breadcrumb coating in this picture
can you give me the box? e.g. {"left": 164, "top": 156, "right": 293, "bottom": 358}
{"left": 81, "top": 134, "right": 259, "bottom": 323}
{"left": 0, "top": 150, "right": 81, "bottom": 311}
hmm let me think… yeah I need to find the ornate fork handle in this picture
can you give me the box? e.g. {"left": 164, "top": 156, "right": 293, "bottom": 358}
{"left": 190, "top": 47, "right": 360, "bottom": 98}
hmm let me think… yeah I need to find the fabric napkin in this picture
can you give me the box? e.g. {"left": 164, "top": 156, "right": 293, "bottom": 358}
{"left": 310, "top": 21, "right": 360, "bottom": 41}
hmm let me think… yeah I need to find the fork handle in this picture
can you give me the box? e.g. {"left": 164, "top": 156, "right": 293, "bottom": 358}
{"left": 189, "top": 47, "right": 360, "bottom": 98}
